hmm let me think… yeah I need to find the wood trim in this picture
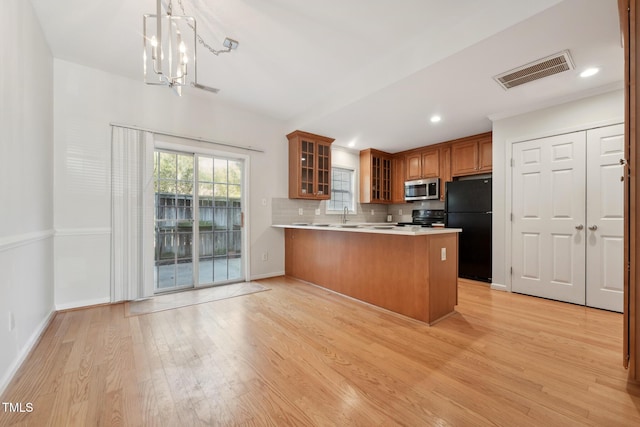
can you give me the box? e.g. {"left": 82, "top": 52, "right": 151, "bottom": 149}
{"left": 631, "top": 0, "right": 639, "bottom": 381}
{"left": 620, "top": 0, "right": 639, "bottom": 381}
{"left": 619, "top": 0, "right": 631, "bottom": 374}
{"left": 285, "top": 129, "right": 335, "bottom": 144}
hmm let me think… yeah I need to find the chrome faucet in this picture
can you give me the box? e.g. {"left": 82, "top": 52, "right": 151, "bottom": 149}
{"left": 342, "top": 206, "right": 349, "bottom": 224}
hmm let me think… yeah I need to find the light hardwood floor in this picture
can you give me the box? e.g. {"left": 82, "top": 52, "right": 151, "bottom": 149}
{"left": 2, "top": 277, "right": 640, "bottom": 426}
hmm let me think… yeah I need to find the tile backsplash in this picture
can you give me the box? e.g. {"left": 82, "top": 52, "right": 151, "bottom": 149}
{"left": 272, "top": 198, "right": 445, "bottom": 225}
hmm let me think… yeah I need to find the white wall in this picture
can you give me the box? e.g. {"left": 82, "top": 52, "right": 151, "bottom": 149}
{"left": 491, "top": 89, "right": 624, "bottom": 291}
{"left": 0, "top": 0, "right": 55, "bottom": 394}
{"left": 53, "top": 59, "right": 289, "bottom": 309}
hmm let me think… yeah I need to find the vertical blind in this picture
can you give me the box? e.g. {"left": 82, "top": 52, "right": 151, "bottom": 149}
{"left": 111, "top": 126, "right": 155, "bottom": 301}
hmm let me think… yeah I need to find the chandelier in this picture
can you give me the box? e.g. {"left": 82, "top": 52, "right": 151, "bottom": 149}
{"left": 143, "top": 0, "right": 239, "bottom": 96}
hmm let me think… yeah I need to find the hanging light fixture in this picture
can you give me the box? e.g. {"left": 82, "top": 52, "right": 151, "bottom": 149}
{"left": 143, "top": 0, "right": 195, "bottom": 96}
{"left": 143, "top": 0, "right": 239, "bottom": 96}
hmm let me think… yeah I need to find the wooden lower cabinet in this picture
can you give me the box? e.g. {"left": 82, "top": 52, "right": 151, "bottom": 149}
{"left": 284, "top": 228, "right": 459, "bottom": 324}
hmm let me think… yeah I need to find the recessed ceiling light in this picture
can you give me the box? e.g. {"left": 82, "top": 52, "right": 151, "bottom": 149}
{"left": 580, "top": 67, "right": 599, "bottom": 78}
{"left": 430, "top": 115, "right": 441, "bottom": 123}
{"left": 347, "top": 140, "right": 356, "bottom": 148}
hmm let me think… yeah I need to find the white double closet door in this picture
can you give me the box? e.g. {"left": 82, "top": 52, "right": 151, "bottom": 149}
{"left": 511, "top": 124, "right": 624, "bottom": 312}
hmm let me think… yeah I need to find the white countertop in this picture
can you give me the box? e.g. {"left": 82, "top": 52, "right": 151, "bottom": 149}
{"left": 272, "top": 223, "right": 461, "bottom": 236}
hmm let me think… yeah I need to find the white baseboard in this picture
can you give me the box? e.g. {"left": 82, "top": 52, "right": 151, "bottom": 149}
{"left": 491, "top": 282, "right": 508, "bottom": 292}
{"left": 0, "top": 308, "right": 56, "bottom": 397}
{"left": 55, "top": 297, "right": 111, "bottom": 311}
{"left": 250, "top": 271, "right": 285, "bottom": 281}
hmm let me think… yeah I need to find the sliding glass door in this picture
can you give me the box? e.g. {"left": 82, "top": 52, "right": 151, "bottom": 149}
{"left": 154, "top": 151, "right": 194, "bottom": 291}
{"left": 196, "top": 156, "right": 243, "bottom": 285}
{"left": 154, "top": 150, "right": 244, "bottom": 293}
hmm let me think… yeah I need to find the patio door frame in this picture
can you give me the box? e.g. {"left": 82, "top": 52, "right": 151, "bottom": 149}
{"left": 154, "top": 137, "right": 251, "bottom": 291}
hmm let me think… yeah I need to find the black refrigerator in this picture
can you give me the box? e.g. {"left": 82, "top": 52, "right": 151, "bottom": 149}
{"left": 445, "top": 178, "right": 492, "bottom": 283}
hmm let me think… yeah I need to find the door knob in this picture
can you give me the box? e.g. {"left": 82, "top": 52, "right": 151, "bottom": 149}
{"left": 588, "top": 225, "right": 598, "bottom": 231}
{"left": 575, "top": 224, "right": 584, "bottom": 230}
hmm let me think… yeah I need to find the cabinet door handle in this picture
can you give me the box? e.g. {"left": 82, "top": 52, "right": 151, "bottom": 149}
{"left": 588, "top": 225, "right": 598, "bottom": 231}
{"left": 575, "top": 224, "right": 584, "bottom": 230}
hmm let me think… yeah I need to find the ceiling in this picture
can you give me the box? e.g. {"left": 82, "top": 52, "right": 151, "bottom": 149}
{"left": 30, "top": 0, "right": 623, "bottom": 152}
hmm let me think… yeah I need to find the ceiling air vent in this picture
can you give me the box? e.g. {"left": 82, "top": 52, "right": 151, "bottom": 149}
{"left": 493, "top": 50, "right": 574, "bottom": 90}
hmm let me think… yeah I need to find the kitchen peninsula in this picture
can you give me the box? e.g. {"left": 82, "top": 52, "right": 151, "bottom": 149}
{"left": 273, "top": 224, "right": 461, "bottom": 325}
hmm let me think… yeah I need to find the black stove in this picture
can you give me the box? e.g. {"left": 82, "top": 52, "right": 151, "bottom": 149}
{"left": 397, "top": 209, "right": 445, "bottom": 227}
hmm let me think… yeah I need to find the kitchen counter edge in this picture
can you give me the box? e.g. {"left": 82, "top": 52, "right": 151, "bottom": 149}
{"left": 272, "top": 224, "right": 461, "bottom": 236}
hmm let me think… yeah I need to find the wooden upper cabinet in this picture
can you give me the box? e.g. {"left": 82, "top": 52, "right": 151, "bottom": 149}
{"left": 451, "top": 133, "right": 492, "bottom": 177}
{"left": 421, "top": 148, "right": 440, "bottom": 178}
{"left": 391, "top": 154, "right": 405, "bottom": 203}
{"left": 405, "top": 148, "right": 440, "bottom": 180}
{"left": 360, "top": 149, "right": 393, "bottom": 204}
{"left": 406, "top": 152, "right": 422, "bottom": 180}
{"left": 451, "top": 140, "right": 478, "bottom": 176}
{"left": 357, "top": 132, "right": 491, "bottom": 204}
{"left": 439, "top": 144, "right": 452, "bottom": 201}
{"left": 478, "top": 137, "right": 493, "bottom": 172}
{"left": 287, "top": 130, "right": 334, "bottom": 200}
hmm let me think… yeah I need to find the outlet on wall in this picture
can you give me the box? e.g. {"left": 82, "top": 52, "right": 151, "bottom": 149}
{"left": 315, "top": 208, "right": 320, "bottom": 215}
{"left": 399, "top": 209, "right": 403, "bottom": 215}
{"left": 261, "top": 252, "right": 269, "bottom": 262}
{"left": 298, "top": 208, "right": 304, "bottom": 216}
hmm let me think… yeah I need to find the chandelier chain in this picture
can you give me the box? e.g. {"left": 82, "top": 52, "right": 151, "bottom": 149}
{"left": 176, "top": 0, "right": 231, "bottom": 56}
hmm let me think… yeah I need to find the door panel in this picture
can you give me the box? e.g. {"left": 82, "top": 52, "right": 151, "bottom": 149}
{"left": 586, "top": 124, "right": 624, "bottom": 312}
{"left": 154, "top": 151, "right": 195, "bottom": 292}
{"left": 196, "top": 156, "right": 244, "bottom": 286}
{"left": 522, "top": 173, "right": 541, "bottom": 217}
{"left": 522, "top": 233, "right": 540, "bottom": 279}
{"left": 512, "top": 132, "right": 586, "bottom": 305}
{"left": 551, "top": 234, "right": 574, "bottom": 284}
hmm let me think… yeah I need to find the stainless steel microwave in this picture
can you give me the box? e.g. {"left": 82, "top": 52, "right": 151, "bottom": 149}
{"left": 404, "top": 178, "right": 440, "bottom": 201}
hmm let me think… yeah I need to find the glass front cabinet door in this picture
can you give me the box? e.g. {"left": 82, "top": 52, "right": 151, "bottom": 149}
{"left": 287, "top": 130, "right": 334, "bottom": 200}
